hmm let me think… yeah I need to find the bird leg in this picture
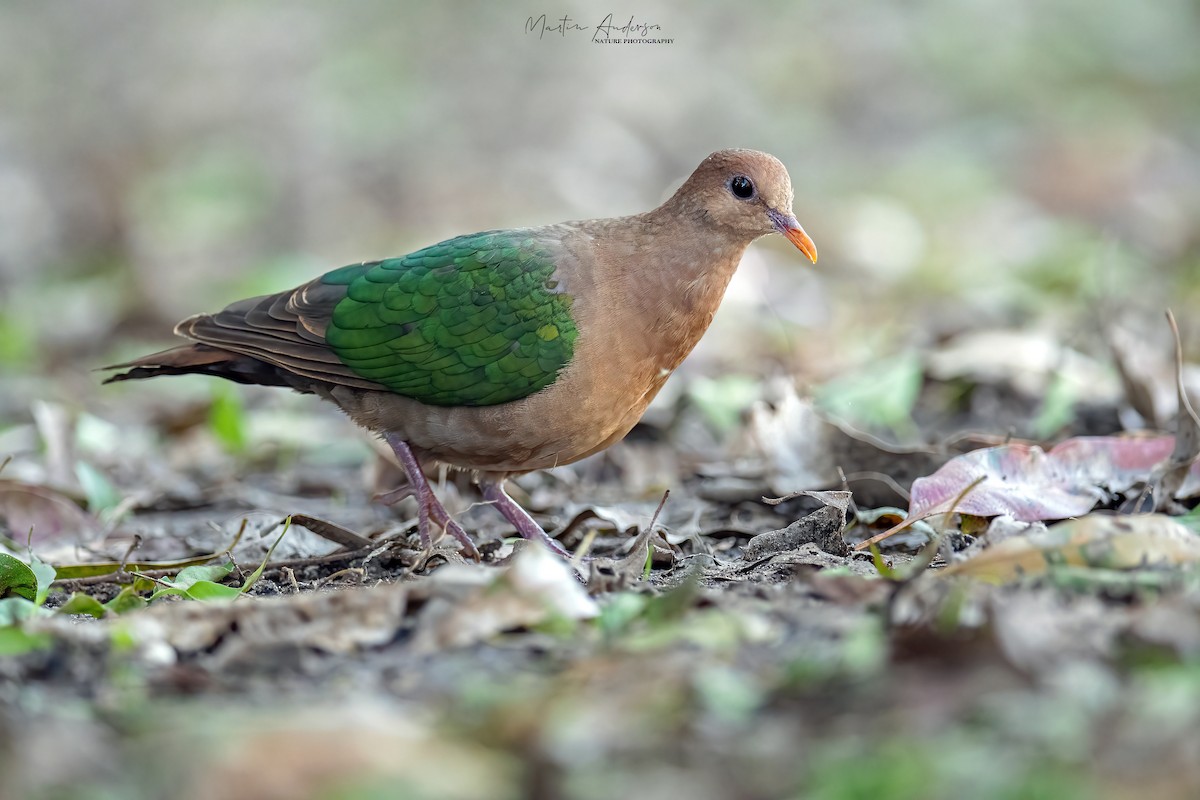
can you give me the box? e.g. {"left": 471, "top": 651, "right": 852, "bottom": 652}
{"left": 382, "top": 434, "right": 479, "bottom": 560}
{"left": 480, "top": 479, "right": 570, "bottom": 558}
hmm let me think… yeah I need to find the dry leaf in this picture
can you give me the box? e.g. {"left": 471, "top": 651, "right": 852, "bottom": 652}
{"left": 908, "top": 435, "right": 1200, "bottom": 524}
{"left": 412, "top": 543, "right": 598, "bottom": 652}
{"left": 0, "top": 479, "right": 103, "bottom": 547}
{"left": 941, "top": 514, "right": 1200, "bottom": 583}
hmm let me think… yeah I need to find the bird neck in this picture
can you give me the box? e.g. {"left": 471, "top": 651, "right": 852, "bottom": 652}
{"left": 607, "top": 208, "right": 751, "bottom": 374}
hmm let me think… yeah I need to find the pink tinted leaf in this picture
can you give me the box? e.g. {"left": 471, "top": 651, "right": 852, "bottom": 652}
{"left": 909, "top": 435, "right": 1194, "bottom": 523}
{"left": 0, "top": 479, "right": 104, "bottom": 546}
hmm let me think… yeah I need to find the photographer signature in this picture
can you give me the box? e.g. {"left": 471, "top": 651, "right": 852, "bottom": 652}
{"left": 525, "top": 13, "right": 664, "bottom": 42}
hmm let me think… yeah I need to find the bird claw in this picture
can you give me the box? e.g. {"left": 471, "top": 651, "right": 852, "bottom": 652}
{"left": 381, "top": 436, "right": 565, "bottom": 562}
{"left": 480, "top": 481, "right": 570, "bottom": 558}
{"left": 430, "top": 513, "right": 480, "bottom": 561}
{"left": 381, "top": 434, "right": 480, "bottom": 561}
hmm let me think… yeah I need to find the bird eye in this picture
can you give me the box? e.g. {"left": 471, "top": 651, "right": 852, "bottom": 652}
{"left": 729, "top": 175, "right": 755, "bottom": 200}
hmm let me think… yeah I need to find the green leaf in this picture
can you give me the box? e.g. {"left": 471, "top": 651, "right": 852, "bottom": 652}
{"left": 145, "top": 562, "right": 238, "bottom": 603}
{"left": 0, "top": 553, "right": 39, "bottom": 601}
{"left": 0, "top": 596, "right": 45, "bottom": 625}
{"left": 694, "top": 665, "right": 763, "bottom": 724}
{"left": 29, "top": 556, "right": 56, "bottom": 605}
{"left": 144, "top": 586, "right": 181, "bottom": 602}
{"left": 180, "top": 581, "right": 242, "bottom": 602}
{"left": 137, "top": 560, "right": 251, "bottom": 603}
{"left": 686, "top": 375, "right": 763, "bottom": 433}
{"left": 0, "top": 309, "right": 35, "bottom": 367}
{"left": 0, "top": 625, "right": 52, "bottom": 655}
{"left": 1033, "top": 370, "right": 1078, "bottom": 438}
{"left": 597, "top": 592, "right": 648, "bottom": 637}
{"left": 643, "top": 570, "right": 700, "bottom": 626}
{"left": 58, "top": 592, "right": 108, "bottom": 618}
{"left": 74, "top": 460, "right": 123, "bottom": 515}
{"left": 156, "top": 562, "right": 235, "bottom": 591}
{"left": 869, "top": 544, "right": 898, "bottom": 579}
{"left": 814, "top": 351, "right": 922, "bottom": 437}
{"left": 122, "top": 525, "right": 285, "bottom": 606}
{"left": 208, "top": 384, "right": 247, "bottom": 452}
{"left": 104, "top": 587, "right": 148, "bottom": 615}
{"left": 239, "top": 520, "right": 291, "bottom": 593}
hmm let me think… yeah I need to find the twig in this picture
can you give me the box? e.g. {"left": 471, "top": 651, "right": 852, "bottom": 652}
{"left": 254, "top": 544, "right": 378, "bottom": 573}
{"left": 315, "top": 567, "right": 366, "bottom": 588}
{"left": 281, "top": 566, "right": 300, "bottom": 593}
{"left": 117, "top": 534, "right": 143, "bottom": 574}
{"left": 286, "top": 514, "right": 374, "bottom": 550}
{"left": 1154, "top": 308, "right": 1200, "bottom": 509}
{"left": 875, "top": 477, "right": 988, "bottom": 628}
{"left": 57, "top": 565, "right": 190, "bottom": 588}
{"left": 571, "top": 528, "right": 600, "bottom": 565}
{"left": 839, "top": 469, "right": 911, "bottom": 501}
{"left": 853, "top": 475, "right": 985, "bottom": 552}
{"left": 56, "top": 541, "right": 378, "bottom": 590}
{"left": 612, "top": 489, "right": 671, "bottom": 573}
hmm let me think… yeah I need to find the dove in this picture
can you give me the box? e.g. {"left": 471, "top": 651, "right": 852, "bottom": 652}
{"left": 106, "top": 149, "right": 817, "bottom": 559}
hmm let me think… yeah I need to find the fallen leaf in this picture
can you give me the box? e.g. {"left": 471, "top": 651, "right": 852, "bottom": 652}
{"left": 941, "top": 514, "right": 1200, "bottom": 583}
{"left": 144, "top": 562, "right": 240, "bottom": 603}
{"left": 763, "top": 489, "right": 853, "bottom": 511}
{"left": 742, "top": 505, "right": 849, "bottom": 560}
{"left": 908, "top": 435, "right": 1200, "bottom": 524}
{"left": 0, "top": 479, "right": 104, "bottom": 547}
{"left": 413, "top": 543, "right": 598, "bottom": 652}
{"left": 0, "top": 597, "right": 44, "bottom": 625}
{"left": 0, "top": 553, "right": 38, "bottom": 601}
{"left": 50, "top": 520, "right": 248, "bottom": 581}
{"left": 58, "top": 592, "right": 108, "bottom": 618}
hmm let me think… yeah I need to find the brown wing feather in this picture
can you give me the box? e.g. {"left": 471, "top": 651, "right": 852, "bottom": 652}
{"left": 102, "top": 342, "right": 295, "bottom": 387}
{"left": 107, "top": 278, "right": 388, "bottom": 392}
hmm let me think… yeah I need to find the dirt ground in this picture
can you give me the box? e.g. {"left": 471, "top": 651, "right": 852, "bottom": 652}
{"left": 5, "top": 353, "right": 1200, "bottom": 800}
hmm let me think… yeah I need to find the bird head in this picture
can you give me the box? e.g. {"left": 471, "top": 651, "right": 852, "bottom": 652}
{"left": 673, "top": 149, "right": 817, "bottom": 263}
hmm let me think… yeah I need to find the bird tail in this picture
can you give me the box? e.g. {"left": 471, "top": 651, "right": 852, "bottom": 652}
{"left": 101, "top": 344, "right": 292, "bottom": 388}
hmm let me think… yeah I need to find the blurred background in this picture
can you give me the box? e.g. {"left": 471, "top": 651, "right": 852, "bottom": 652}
{"left": 2, "top": 0, "right": 1200, "bottom": 435}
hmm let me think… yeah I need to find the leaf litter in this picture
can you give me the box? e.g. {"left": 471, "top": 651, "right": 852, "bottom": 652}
{"left": 6, "top": 315, "right": 1200, "bottom": 798}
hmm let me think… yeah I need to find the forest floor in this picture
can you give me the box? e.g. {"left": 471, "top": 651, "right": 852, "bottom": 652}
{"left": 4, "top": 326, "right": 1200, "bottom": 800}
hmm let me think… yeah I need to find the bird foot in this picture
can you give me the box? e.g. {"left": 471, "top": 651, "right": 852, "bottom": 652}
{"left": 382, "top": 434, "right": 480, "bottom": 561}
{"left": 480, "top": 481, "right": 570, "bottom": 558}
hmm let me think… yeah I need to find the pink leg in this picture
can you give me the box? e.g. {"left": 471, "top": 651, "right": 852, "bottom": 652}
{"left": 382, "top": 434, "right": 479, "bottom": 560}
{"left": 480, "top": 479, "right": 570, "bottom": 558}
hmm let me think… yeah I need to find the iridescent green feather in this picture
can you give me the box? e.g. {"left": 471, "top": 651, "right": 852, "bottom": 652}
{"left": 322, "top": 231, "right": 578, "bottom": 406}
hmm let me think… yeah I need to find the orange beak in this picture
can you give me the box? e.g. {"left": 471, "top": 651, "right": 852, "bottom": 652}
{"left": 769, "top": 210, "right": 818, "bottom": 263}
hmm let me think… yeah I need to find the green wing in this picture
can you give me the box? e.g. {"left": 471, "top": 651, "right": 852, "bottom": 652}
{"left": 322, "top": 230, "right": 578, "bottom": 406}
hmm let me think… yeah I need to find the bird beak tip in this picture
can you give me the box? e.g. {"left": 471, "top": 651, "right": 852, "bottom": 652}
{"left": 772, "top": 213, "right": 818, "bottom": 264}
{"left": 790, "top": 230, "right": 818, "bottom": 264}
